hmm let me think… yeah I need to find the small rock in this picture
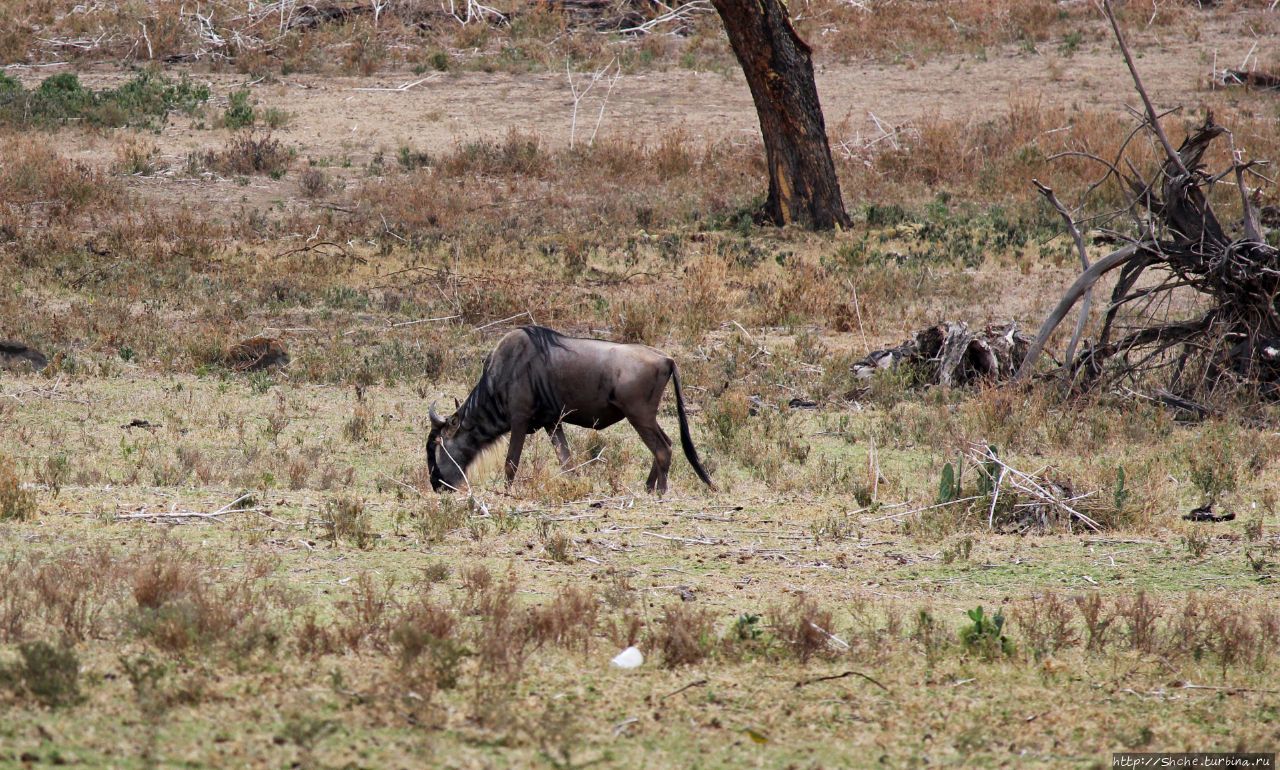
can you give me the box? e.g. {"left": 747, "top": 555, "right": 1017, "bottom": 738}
{"left": 0, "top": 341, "right": 48, "bottom": 372}
{"left": 225, "top": 336, "right": 289, "bottom": 372}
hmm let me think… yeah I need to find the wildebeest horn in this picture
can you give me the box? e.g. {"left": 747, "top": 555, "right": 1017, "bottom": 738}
{"left": 429, "top": 401, "right": 445, "bottom": 429}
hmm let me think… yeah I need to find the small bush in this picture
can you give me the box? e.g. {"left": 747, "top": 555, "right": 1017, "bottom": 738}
{"left": 28, "top": 546, "right": 118, "bottom": 642}
{"left": 199, "top": 132, "right": 293, "bottom": 177}
{"left": 771, "top": 596, "right": 839, "bottom": 663}
{"left": 128, "top": 549, "right": 283, "bottom": 656}
{"left": 414, "top": 496, "right": 470, "bottom": 543}
{"left": 527, "top": 586, "right": 598, "bottom": 654}
{"left": 298, "top": 166, "right": 330, "bottom": 198}
{"left": 439, "top": 131, "right": 547, "bottom": 177}
{"left": 262, "top": 107, "right": 290, "bottom": 129}
{"left": 397, "top": 145, "right": 431, "bottom": 171}
{"left": 1076, "top": 593, "right": 1115, "bottom": 652}
{"left": 1184, "top": 422, "right": 1242, "bottom": 502}
{"left": 113, "top": 135, "right": 160, "bottom": 175}
{"left": 0, "top": 71, "right": 207, "bottom": 129}
{"left": 0, "top": 641, "right": 84, "bottom": 708}
{"left": 959, "top": 606, "right": 1013, "bottom": 660}
{"left": 542, "top": 529, "right": 572, "bottom": 563}
{"left": 650, "top": 603, "right": 715, "bottom": 668}
{"left": 342, "top": 405, "right": 373, "bottom": 443}
{"left": 1014, "top": 592, "right": 1079, "bottom": 660}
{"left": 390, "top": 593, "right": 465, "bottom": 690}
{"left": 911, "top": 608, "right": 949, "bottom": 666}
{"left": 1118, "top": 590, "right": 1161, "bottom": 654}
{"left": 335, "top": 572, "right": 392, "bottom": 652}
{"left": 0, "top": 455, "right": 36, "bottom": 521}
{"left": 222, "top": 88, "right": 255, "bottom": 129}
{"left": 465, "top": 569, "right": 532, "bottom": 726}
{"left": 320, "top": 495, "right": 373, "bottom": 548}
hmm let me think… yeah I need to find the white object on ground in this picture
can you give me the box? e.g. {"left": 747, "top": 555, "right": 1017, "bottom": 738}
{"left": 611, "top": 647, "right": 644, "bottom": 669}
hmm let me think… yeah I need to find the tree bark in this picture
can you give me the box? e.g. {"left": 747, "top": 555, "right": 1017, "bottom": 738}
{"left": 710, "top": 0, "right": 851, "bottom": 230}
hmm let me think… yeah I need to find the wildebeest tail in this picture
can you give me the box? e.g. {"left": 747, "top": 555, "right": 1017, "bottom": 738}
{"left": 670, "top": 363, "right": 716, "bottom": 490}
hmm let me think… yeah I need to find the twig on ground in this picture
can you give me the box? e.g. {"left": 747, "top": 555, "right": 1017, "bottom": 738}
{"left": 112, "top": 493, "right": 273, "bottom": 524}
{"left": 661, "top": 679, "right": 709, "bottom": 700}
{"left": 353, "top": 75, "right": 437, "bottom": 92}
{"left": 795, "top": 670, "right": 891, "bottom": 692}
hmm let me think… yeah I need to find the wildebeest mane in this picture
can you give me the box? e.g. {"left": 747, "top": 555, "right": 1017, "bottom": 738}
{"left": 520, "top": 325, "right": 568, "bottom": 358}
{"left": 456, "top": 327, "right": 565, "bottom": 424}
{"left": 517, "top": 326, "right": 570, "bottom": 430}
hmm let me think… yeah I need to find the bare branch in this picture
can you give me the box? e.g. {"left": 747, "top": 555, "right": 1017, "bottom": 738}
{"left": 1099, "top": 0, "right": 1187, "bottom": 177}
{"left": 1015, "top": 245, "right": 1140, "bottom": 381}
{"left": 1033, "top": 179, "right": 1094, "bottom": 369}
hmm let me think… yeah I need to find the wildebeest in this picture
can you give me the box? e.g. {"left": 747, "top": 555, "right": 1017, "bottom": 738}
{"left": 427, "top": 326, "right": 715, "bottom": 494}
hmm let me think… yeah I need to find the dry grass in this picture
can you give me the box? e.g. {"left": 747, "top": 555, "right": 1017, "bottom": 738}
{"left": 3, "top": 91, "right": 1276, "bottom": 383}
{"left": 0, "top": 524, "right": 1275, "bottom": 763}
{"left": 0, "top": 371, "right": 1277, "bottom": 762}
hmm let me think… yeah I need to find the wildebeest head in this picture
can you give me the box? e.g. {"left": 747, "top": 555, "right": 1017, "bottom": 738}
{"left": 426, "top": 401, "right": 467, "bottom": 492}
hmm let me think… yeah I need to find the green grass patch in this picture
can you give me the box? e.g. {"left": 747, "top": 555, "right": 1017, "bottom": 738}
{"left": 0, "top": 70, "right": 208, "bottom": 130}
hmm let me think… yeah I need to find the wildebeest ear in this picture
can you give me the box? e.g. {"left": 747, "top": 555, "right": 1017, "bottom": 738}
{"left": 453, "top": 397, "right": 460, "bottom": 410}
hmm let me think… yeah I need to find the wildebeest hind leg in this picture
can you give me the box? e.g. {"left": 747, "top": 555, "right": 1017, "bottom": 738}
{"left": 547, "top": 424, "right": 572, "bottom": 469}
{"left": 628, "top": 418, "right": 672, "bottom": 494}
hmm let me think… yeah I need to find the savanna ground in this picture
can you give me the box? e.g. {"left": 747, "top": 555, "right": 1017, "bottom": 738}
{"left": 2, "top": 1, "right": 1280, "bottom": 767}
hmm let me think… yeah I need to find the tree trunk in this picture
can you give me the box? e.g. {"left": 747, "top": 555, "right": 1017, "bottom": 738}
{"left": 710, "top": 0, "right": 851, "bottom": 230}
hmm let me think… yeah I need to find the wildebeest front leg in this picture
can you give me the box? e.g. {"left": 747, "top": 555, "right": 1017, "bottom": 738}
{"left": 547, "top": 424, "right": 572, "bottom": 470}
{"left": 504, "top": 422, "right": 528, "bottom": 483}
{"left": 628, "top": 418, "right": 673, "bottom": 494}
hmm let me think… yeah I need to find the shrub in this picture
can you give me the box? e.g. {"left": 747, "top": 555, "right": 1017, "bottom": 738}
{"left": 650, "top": 603, "right": 715, "bottom": 668}
{"left": 298, "top": 166, "right": 330, "bottom": 198}
{"left": 320, "top": 495, "right": 373, "bottom": 549}
{"left": 527, "top": 586, "right": 598, "bottom": 654}
{"left": 0, "top": 71, "right": 207, "bottom": 129}
{"left": 959, "top": 606, "right": 1013, "bottom": 660}
{"left": 128, "top": 549, "right": 283, "bottom": 656}
{"left": 0, "top": 640, "right": 84, "bottom": 708}
{"left": 0, "top": 455, "right": 36, "bottom": 521}
{"left": 390, "top": 594, "right": 466, "bottom": 691}
{"left": 199, "top": 132, "right": 292, "bottom": 177}
{"left": 222, "top": 88, "right": 255, "bottom": 129}
{"left": 772, "top": 596, "right": 840, "bottom": 663}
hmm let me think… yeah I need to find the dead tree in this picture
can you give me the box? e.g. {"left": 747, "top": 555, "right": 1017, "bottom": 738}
{"left": 1016, "top": 1, "right": 1279, "bottom": 406}
{"left": 709, "top": 0, "right": 851, "bottom": 230}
